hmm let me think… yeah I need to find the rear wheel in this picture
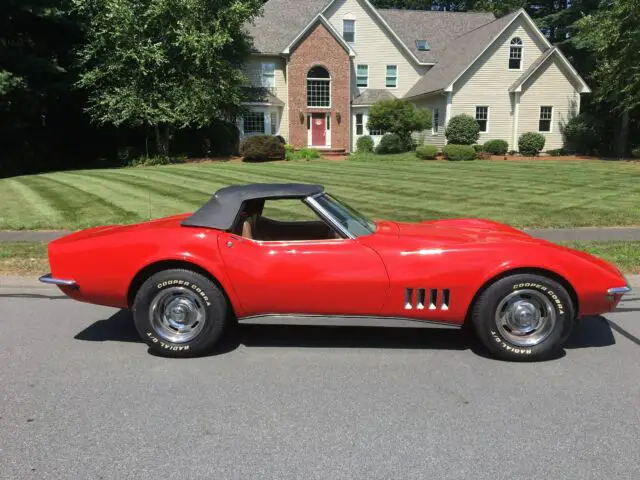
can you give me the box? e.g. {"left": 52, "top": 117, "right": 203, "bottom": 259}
{"left": 472, "top": 274, "right": 574, "bottom": 361}
{"left": 132, "top": 269, "right": 228, "bottom": 357}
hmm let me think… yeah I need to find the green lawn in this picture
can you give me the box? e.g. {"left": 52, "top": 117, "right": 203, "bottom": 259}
{"left": 3, "top": 241, "right": 639, "bottom": 276}
{"left": 1, "top": 156, "right": 639, "bottom": 230}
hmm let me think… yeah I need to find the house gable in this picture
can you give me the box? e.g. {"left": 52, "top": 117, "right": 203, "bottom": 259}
{"left": 449, "top": 14, "right": 555, "bottom": 148}
{"left": 323, "top": 0, "right": 429, "bottom": 97}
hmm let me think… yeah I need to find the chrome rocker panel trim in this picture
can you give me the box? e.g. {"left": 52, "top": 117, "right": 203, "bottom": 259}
{"left": 238, "top": 314, "right": 461, "bottom": 329}
{"left": 39, "top": 273, "right": 77, "bottom": 288}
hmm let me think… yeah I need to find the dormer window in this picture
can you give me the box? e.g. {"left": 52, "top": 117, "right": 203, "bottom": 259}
{"left": 416, "top": 40, "right": 430, "bottom": 51}
{"left": 509, "top": 37, "right": 523, "bottom": 70}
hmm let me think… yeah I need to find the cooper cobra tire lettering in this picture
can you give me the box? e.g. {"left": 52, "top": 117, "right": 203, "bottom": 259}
{"left": 512, "top": 282, "right": 564, "bottom": 314}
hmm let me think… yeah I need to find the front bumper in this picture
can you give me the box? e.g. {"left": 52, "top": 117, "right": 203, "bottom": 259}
{"left": 607, "top": 286, "right": 632, "bottom": 296}
{"left": 39, "top": 273, "right": 77, "bottom": 288}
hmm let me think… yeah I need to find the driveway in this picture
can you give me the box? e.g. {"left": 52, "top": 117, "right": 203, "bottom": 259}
{"left": 1, "top": 285, "right": 638, "bottom": 479}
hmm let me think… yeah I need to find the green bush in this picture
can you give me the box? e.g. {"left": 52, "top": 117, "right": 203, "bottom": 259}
{"left": 472, "top": 144, "right": 484, "bottom": 152}
{"left": 445, "top": 114, "right": 480, "bottom": 145}
{"left": 284, "top": 143, "right": 295, "bottom": 160}
{"left": 631, "top": 147, "right": 640, "bottom": 158}
{"left": 561, "top": 114, "right": 603, "bottom": 155}
{"left": 127, "top": 155, "right": 186, "bottom": 167}
{"left": 483, "top": 139, "right": 509, "bottom": 155}
{"left": 415, "top": 144, "right": 439, "bottom": 160}
{"left": 375, "top": 133, "right": 406, "bottom": 154}
{"left": 443, "top": 144, "right": 476, "bottom": 161}
{"left": 356, "top": 135, "right": 375, "bottom": 153}
{"left": 546, "top": 148, "right": 566, "bottom": 157}
{"left": 292, "top": 147, "right": 320, "bottom": 160}
{"left": 367, "top": 99, "right": 431, "bottom": 148}
{"left": 518, "top": 132, "right": 546, "bottom": 156}
{"left": 240, "top": 135, "right": 285, "bottom": 161}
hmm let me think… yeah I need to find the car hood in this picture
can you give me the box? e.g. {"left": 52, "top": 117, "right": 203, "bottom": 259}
{"left": 382, "top": 218, "right": 538, "bottom": 246}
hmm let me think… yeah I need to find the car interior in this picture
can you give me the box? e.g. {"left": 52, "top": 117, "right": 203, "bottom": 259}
{"left": 232, "top": 199, "right": 342, "bottom": 241}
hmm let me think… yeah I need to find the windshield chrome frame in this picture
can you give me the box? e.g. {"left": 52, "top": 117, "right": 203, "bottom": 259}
{"left": 304, "top": 194, "right": 356, "bottom": 240}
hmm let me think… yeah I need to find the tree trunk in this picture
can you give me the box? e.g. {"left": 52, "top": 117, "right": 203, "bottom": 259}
{"left": 154, "top": 124, "right": 172, "bottom": 157}
{"left": 614, "top": 111, "right": 630, "bottom": 158}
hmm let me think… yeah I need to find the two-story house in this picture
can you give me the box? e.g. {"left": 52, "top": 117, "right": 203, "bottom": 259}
{"left": 240, "top": 0, "right": 590, "bottom": 153}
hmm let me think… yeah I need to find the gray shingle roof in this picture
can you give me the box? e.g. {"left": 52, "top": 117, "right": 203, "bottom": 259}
{"left": 245, "top": 0, "right": 330, "bottom": 54}
{"left": 352, "top": 89, "right": 397, "bottom": 106}
{"left": 377, "top": 9, "right": 496, "bottom": 64}
{"left": 404, "top": 10, "right": 520, "bottom": 98}
{"left": 509, "top": 46, "right": 556, "bottom": 92}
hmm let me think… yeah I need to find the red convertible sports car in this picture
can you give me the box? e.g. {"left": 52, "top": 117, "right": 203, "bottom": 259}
{"left": 41, "top": 183, "right": 630, "bottom": 361}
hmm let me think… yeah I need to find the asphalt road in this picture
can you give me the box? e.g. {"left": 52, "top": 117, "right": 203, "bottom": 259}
{"left": 1, "top": 286, "right": 639, "bottom": 480}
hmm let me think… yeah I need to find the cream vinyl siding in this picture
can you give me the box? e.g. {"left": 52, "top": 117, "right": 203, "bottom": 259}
{"left": 518, "top": 56, "right": 581, "bottom": 150}
{"left": 450, "top": 18, "right": 547, "bottom": 148}
{"left": 324, "top": 0, "right": 428, "bottom": 97}
{"left": 244, "top": 55, "right": 289, "bottom": 139}
{"left": 413, "top": 94, "right": 447, "bottom": 148}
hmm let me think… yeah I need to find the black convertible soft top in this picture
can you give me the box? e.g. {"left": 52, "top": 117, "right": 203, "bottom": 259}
{"left": 181, "top": 183, "right": 324, "bottom": 230}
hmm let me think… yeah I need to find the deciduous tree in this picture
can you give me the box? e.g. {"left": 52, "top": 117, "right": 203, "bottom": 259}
{"left": 74, "top": 0, "right": 263, "bottom": 156}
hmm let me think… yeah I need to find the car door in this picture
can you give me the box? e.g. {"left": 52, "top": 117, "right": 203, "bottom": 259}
{"left": 217, "top": 234, "right": 389, "bottom": 317}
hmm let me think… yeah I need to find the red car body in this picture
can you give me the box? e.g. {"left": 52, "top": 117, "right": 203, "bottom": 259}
{"left": 46, "top": 213, "right": 627, "bottom": 325}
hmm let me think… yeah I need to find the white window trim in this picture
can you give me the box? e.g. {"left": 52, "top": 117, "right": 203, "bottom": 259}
{"left": 343, "top": 18, "right": 356, "bottom": 43}
{"left": 261, "top": 62, "right": 276, "bottom": 90}
{"left": 355, "top": 113, "right": 364, "bottom": 136}
{"left": 509, "top": 38, "right": 523, "bottom": 71}
{"left": 307, "top": 71, "right": 331, "bottom": 109}
{"left": 475, "top": 105, "right": 490, "bottom": 133}
{"left": 432, "top": 107, "right": 440, "bottom": 135}
{"left": 386, "top": 64, "right": 398, "bottom": 89}
{"left": 356, "top": 64, "right": 368, "bottom": 88}
{"left": 538, "top": 105, "right": 554, "bottom": 133}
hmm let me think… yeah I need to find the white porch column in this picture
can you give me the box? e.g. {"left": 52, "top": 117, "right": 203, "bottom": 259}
{"left": 512, "top": 91, "right": 520, "bottom": 150}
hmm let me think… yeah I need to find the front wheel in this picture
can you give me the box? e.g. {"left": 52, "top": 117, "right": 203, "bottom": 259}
{"left": 471, "top": 274, "right": 574, "bottom": 361}
{"left": 132, "top": 269, "right": 228, "bottom": 357}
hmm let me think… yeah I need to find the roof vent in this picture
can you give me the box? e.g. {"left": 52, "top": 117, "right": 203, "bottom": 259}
{"left": 416, "top": 40, "right": 430, "bottom": 51}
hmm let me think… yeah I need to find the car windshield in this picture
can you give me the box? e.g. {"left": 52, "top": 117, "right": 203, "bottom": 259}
{"left": 312, "top": 194, "right": 376, "bottom": 238}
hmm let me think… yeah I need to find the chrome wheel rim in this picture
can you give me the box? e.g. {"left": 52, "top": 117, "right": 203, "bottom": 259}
{"left": 495, "top": 289, "right": 556, "bottom": 347}
{"left": 150, "top": 287, "right": 206, "bottom": 343}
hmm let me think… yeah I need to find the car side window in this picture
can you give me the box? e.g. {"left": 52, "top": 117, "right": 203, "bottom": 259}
{"left": 248, "top": 199, "right": 343, "bottom": 242}
{"left": 261, "top": 199, "right": 320, "bottom": 222}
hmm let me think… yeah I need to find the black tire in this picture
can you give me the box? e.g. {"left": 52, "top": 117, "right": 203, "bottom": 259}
{"left": 132, "top": 269, "right": 228, "bottom": 357}
{"left": 471, "top": 273, "right": 574, "bottom": 361}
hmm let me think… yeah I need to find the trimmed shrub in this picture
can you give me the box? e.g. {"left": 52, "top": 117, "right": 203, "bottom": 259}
{"left": 546, "top": 148, "right": 566, "bottom": 157}
{"left": 127, "top": 155, "right": 186, "bottom": 167}
{"left": 443, "top": 144, "right": 476, "bottom": 161}
{"left": 416, "top": 144, "right": 438, "bottom": 160}
{"left": 356, "top": 135, "right": 375, "bottom": 153}
{"left": 367, "top": 99, "right": 431, "bottom": 148}
{"left": 631, "top": 147, "right": 640, "bottom": 158}
{"left": 561, "top": 114, "right": 603, "bottom": 155}
{"left": 275, "top": 135, "right": 286, "bottom": 144}
{"left": 483, "top": 139, "right": 509, "bottom": 155}
{"left": 518, "top": 132, "right": 546, "bottom": 156}
{"left": 445, "top": 114, "right": 480, "bottom": 145}
{"left": 472, "top": 144, "right": 484, "bottom": 152}
{"left": 375, "top": 133, "right": 406, "bottom": 154}
{"left": 240, "top": 135, "right": 285, "bottom": 161}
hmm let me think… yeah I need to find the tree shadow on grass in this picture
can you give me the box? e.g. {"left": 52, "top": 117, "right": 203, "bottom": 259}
{"left": 75, "top": 309, "right": 623, "bottom": 360}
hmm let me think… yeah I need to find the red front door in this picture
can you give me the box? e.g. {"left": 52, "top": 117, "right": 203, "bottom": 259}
{"left": 311, "top": 113, "right": 326, "bottom": 146}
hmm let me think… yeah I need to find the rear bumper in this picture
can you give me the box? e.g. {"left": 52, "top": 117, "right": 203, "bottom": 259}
{"left": 39, "top": 273, "right": 77, "bottom": 288}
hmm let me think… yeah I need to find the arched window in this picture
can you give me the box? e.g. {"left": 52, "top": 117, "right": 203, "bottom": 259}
{"left": 307, "top": 66, "right": 330, "bottom": 107}
{"left": 509, "top": 37, "right": 523, "bottom": 70}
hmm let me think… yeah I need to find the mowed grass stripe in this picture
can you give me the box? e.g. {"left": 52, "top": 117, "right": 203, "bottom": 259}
{"left": 1, "top": 158, "right": 640, "bottom": 230}
{"left": 1, "top": 178, "right": 65, "bottom": 229}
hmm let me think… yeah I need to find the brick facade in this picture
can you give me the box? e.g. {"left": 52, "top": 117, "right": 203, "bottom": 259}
{"left": 287, "top": 22, "right": 351, "bottom": 151}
